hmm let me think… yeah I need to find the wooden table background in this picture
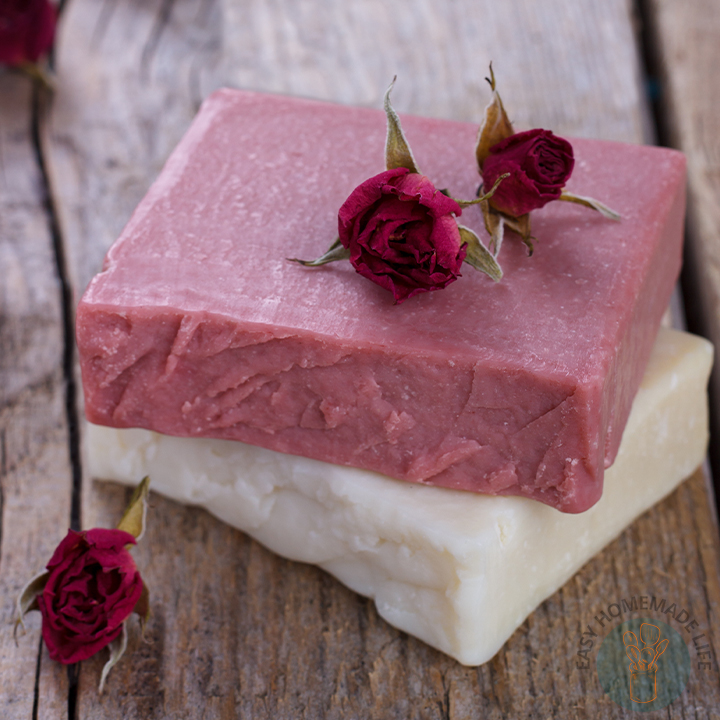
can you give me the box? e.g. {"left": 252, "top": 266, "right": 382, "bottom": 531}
{"left": 1, "top": 0, "right": 720, "bottom": 717}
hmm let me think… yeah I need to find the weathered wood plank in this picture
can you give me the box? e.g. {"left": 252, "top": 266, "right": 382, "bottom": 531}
{"left": 222, "top": 0, "right": 652, "bottom": 142}
{"left": 30, "top": 0, "right": 720, "bottom": 716}
{"left": 643, "top": 0, "right": 720, "bottom": 494}
{"left": 46, "top": 0, "right": 223, "bottom": 299}
{"left": 0, "top": 75, "right": 70, "bottom": 719}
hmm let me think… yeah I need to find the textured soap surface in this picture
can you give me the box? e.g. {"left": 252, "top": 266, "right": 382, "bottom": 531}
{"left": 77, "top": 89, "right": 686, "bottom": 512}
{"left": 87, "top": 328, "right": 712, "bottom": 665}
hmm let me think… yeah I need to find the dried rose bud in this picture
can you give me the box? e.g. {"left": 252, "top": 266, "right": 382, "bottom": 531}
{"left": 16, "top": 478, "right": 150, "bottom": 692}
{"left": 481, "top": 129, "right": 575, "bottom": 217}
{"left": 291, "top": 78, "right": 504, "bottom": 294}
{"left": 37, "top": 528, "right": 144, "bottom": 664}
{"left": 338, "top": 168, "right": 466, "bottom": 304}
{"left": 0, "top": 0, "right": 57, "bottom": 67}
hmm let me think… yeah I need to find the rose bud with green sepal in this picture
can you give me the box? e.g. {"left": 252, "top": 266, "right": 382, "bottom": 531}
{"left": 291, "top": 78, "right": 505, "bottom": 300}
{"left": 16, "top": 477, "right": 151, "bottom": 692}
{"left": 475, "top": 64, "right": 620, "bottom": 256}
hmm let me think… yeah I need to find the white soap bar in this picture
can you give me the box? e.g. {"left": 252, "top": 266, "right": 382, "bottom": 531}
{"left": 87, "top": 328, "right": 712, "bottom": 665}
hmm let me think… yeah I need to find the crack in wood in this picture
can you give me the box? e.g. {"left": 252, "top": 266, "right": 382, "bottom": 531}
{"left": 67, "top": 663, "right": 80, "bottom": 720}
{"left": 29, "top": 85, "right": 83, "bottom": 532}
{"left": 141, "top": 0, "right": 177, "bottom": 80}
{"left": 22, "top": 53, "right": 85, "bottom": 719}
{"left": 632, "top": 0, "right": 670, "bottom": 147}
{"left": 91, "top": 0, "right": 119, "bottom": 51}
{"left": 32, "top": 635, "right": 42, "bottom": 720}
{"left": 0, "top": 430, "right": 5, "bottom": 561}
{"left": 439, "top": 672, "right": 451, "bottom": 720}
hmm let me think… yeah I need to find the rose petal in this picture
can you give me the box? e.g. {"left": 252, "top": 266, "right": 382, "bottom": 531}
{"left": 0, "top": 0, "right": 57, "bottom": 66}
{"left": 45, "top": 530, "right": 84, "bottom": 571}
{"left": 43, "top": 620, "right": 124, "bottom": 664}
{"left": 394, "top": 173, "right": 462, "bottom": 218}
{"left": 85, "top": 528, "right": 137, "bottom": 552}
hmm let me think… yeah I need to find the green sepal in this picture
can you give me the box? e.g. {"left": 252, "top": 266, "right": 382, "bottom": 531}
{"left": 479, "top": 201, "right": 505, "bottom": 256}
{"left": 384, "top": 78, "right": 420, "bottom": 174}
{"left": 501, "top": 213, "right": 535, "bottom": 255}
{"left": 133, "top": 582, "right": 151, "bottom": 632}
{"left": 117, "top": 476, "right": 151, "bottom": 541}
{"left": 458, "top": 225, "right": 503, "bottom": 282}
{"left": 14, "top": 570, "right": 50, "bottom": 638}
{"left": 475, "top": 63, "right": 514, "bottom": 172}
{"left": 16, "top": 62, "right": 55, "bottom": 92}
{"left": 480, "top": 202, "right": 534, "bottom": 257}
{"left": 288, "top": 237, "right": 350, "bottom": 267}
{"left": 559, "top": 191, "right": 621, "bottom": 220}
{"left": 99, "top": 623, "right": 128, "bottom": 694}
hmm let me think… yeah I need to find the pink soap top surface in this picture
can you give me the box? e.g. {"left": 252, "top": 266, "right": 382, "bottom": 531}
{"left": 78, "top": 89, "right": 686, "bottom": 512}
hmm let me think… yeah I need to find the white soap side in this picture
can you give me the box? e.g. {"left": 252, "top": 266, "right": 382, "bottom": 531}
{"left": 86, "top": 328, "right": 712, "bottom": 665}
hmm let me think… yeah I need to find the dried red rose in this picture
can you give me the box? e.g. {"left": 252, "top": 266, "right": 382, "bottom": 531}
{"left": 481, "top": 129, "right": 574, "bottom": 217}
{"left": 37, "top": 528, "right": 144, "bottom": 664}
{"left": 0, "top": 0, "right": 57, "bottom": 66}
{"left": 338, "top": 167, "right": 466, "bottom": 303}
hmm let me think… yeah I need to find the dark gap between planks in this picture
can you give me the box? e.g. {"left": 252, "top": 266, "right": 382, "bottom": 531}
{"left": 29, "top": 82, "right": 82, "bottom": 532}
{"left": 30, "top": 12, "right": 83, "bottom": 712}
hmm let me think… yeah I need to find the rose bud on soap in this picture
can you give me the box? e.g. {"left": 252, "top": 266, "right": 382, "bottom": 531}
{"left": 292, "top": 79, "right": 505, "bottom": 298}
{"left": 481, "top": 129, "right": 574, "bottom": 217}
{"left": 338, "top": 168, "right": 466, "bottom": 303}
{"left": 475, "top": 65, "right": 620, "bottom": 256}
{"left": 0, "top": 0, "right": 57, "bottom": 66}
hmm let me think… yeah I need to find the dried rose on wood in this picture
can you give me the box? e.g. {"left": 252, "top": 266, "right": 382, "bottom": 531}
{"left": 0, "top": 0, "right": 57, "bottom": 66}
{"left": 37, "top": 528, "right": 143, "bottom": 664}
{"left": 16, "top": 477, "right": 151, "bottom": 692}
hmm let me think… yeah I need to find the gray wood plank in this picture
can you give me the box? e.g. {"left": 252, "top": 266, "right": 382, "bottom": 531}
{"left": 0, "top": 74, "right": 71, "bottom": 720}
{"left": 644, "top": 0, "right": 720, "bottom": 492}
{"left": 222, "top": 0, "right": 653, "bottom": 141}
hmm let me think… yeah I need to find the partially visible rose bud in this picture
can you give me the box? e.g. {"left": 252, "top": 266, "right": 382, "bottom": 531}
{"left": 338, "top": 167, "right": 466, "bottom": 304}
{"left": 481, "top": 129, "right": 574, "bottom": 217}
{"left": 38, "top": 528, "right": 144, "bottom": 664}
{"left": 0, "top": 0, "right": 57, "bottom": 67}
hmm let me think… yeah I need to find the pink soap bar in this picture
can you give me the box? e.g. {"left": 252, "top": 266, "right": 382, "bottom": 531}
{"left": 77, "top": 89, "right": 686, "bottom": 513}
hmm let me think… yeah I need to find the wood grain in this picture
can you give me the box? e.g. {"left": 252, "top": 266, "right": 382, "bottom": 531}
{"left": 0, "top": 0, "right": 717, "bottom": 716}
{"left": 0, "top": 75, "right": 71, "bottom": 720}
{"left": 222, "top": 0, "right": 652, "bottom": 141}
{"left": 643, "top": 0, "right": 720, "bottom": 491}
{"left": 46, "top": 0, "right": 223, "bottom": 300}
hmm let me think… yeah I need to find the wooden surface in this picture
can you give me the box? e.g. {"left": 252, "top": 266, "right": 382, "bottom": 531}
{"left": 1, "top": 0, "right": 720, "bottom": 717}
{"left": 0, "top": 76, "right": 71, "bottom": 719}
{"left": 644, "top": 0, "right": 720, "bottom": 493}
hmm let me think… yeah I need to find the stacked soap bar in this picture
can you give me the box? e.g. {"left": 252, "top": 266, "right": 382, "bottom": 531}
{"left": 87, "top": 328, "right": 712, "bottom": 665}
{"left": 77, "top": 89, "right": 686, "bottom": 512}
